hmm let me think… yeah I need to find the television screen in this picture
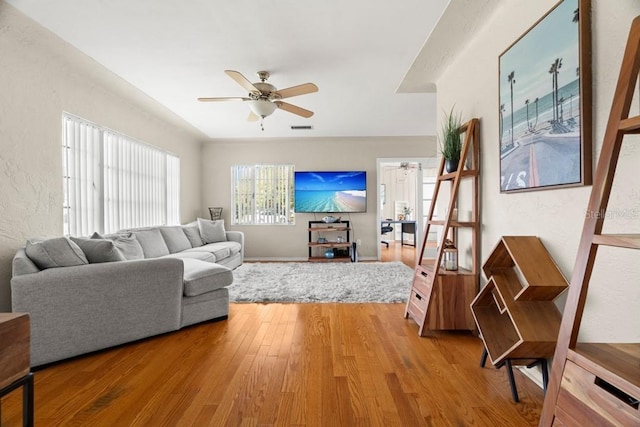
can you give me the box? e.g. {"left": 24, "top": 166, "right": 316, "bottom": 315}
{"left": 294, "top": 171, "right": 367, "bottom": 213}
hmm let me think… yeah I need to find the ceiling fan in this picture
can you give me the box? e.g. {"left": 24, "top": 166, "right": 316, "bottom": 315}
{"left": 198, "top": 70, "right": 318, "bottom": 130}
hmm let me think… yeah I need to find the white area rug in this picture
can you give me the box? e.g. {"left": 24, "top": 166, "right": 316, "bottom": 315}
{"left": 229, "top": 262, "right": 414, "bottom": 303}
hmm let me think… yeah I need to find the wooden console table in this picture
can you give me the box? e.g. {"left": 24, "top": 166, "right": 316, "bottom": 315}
{"left": 0, "top": 313, "right": 34, "bottom": 427}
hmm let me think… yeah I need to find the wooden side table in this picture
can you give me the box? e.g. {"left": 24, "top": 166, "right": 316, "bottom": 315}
{"left": 0, "top": 313, "right": 34, "bottom": 427}
{"left": 471, "top": 236, "right": 568, "bottom": 402}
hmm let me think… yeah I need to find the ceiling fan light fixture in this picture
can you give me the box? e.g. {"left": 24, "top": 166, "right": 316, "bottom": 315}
{"left": 248, "top": 99, "right": 277, "bottom": 118}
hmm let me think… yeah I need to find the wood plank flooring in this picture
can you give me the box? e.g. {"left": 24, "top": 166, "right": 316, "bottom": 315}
{"left": 1, "top": 247, "right": 545, "bottom": 426}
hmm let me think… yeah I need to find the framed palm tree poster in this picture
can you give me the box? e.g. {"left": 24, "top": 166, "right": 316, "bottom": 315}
{"left": 499, "top": 0, "right": 592, "bottom": 193}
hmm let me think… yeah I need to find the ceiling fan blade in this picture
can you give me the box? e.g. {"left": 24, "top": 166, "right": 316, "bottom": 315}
{"left": 276, "top": 101, "right": 314, "bottom": 118}
{"left": 197, "top": 96, "right": 250, "bottom": 102}
{"left": 225, "top": 70, "right": 260, "bottom": 94}
{"left": 247, "top": 111, "right": 259, "bottom": 122}
{"left": 275, "top": 83, "right": 319, "bottom": 99}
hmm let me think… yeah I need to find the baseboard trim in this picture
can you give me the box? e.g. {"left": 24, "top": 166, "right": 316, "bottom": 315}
{"left": 244, "top": 256, "right": 379, "bottom": 262}
{"left": 518, "top": 365, "right": 544, "bottom": 389}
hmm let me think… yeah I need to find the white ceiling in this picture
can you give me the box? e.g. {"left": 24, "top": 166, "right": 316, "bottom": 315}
{"left": 6, "top": 0, "right": 451, "bottom": 139}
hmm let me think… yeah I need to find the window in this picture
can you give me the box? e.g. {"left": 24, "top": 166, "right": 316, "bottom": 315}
{"left": 63, "top": 113, "right": 180, "bottom": 236}
{"left": 231, "top": 164, "right": 294, "bottom": 225}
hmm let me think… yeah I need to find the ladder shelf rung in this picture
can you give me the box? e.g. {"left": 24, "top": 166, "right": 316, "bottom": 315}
{"left": 428, "top": 220, "right": 476, "bottom": 228}
{"left": 592, "top": 233, "right": 640, "bottom": 249}
{"left": 437, "top": 169, "right": 478, "bottom": 181}
{"left": 619, "top": 115, "right": 640, "bottom": 133}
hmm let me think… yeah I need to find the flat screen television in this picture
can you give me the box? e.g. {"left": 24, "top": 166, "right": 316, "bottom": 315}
{"left": 294, "top": 171, "right": 367, "bottom": 213}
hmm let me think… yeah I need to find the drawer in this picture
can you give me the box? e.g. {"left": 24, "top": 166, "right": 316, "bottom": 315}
{"left": 406, "top": 290, "right": 427, "bottom": 321}
{"left": 556, "top": 360, "right": 640, "bottom": 426}
{"left": 412, "top": 270, "right": 433, "bottom": 297}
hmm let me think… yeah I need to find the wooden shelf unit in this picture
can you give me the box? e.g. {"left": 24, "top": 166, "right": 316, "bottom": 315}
{"left": 307, "top": 221, "right": 352, "bottom": 262}
{"left": 471, "top": 236, "right": 568, "bottom": 366}
{"left": 0, "top": 313, "right": 34, "bottom": 426}
{"left": 404, "top": 118, "right": 480, "bottom": 335}
{"left": 539, "top": 16, "right": 640, "bottom": 426}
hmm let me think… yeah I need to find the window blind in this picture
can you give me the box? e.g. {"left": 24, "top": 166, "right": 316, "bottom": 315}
{"left": 63, "top": 114, "right": 180, "bottom": 236}
{"left": 231, "top": 164, "right": 294, "bottom": 225}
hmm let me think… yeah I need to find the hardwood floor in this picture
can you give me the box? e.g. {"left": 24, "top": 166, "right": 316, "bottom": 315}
{"left": 380, "top": 240, "right": 417, "bottom": 267}
{"left": 1, "top": 249, "right": 545, "bottom": 426}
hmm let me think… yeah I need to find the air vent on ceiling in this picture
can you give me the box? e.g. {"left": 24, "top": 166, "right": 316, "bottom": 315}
{"left": 290, "top": 125, "right": 313, "bottom": 130}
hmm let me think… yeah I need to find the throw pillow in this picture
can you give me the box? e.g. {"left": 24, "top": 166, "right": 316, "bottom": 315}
{"left": 96, "top": 232, "right": 145, "bottom": 260}
{"left": 70, "top": 237, "right": 126, "bottom": 263}
{"left": 159, "top": 226, "right": 192, "bottom": 253}
{"left": 25, "top": 237, "right": 88, "bottom": 270}
{"left": 197, "top": 218, "right": 227, "bottom": 244}
{"left": 130, "top": 228, "right": 170, "bottom": 258}
{"left": 182, "top": 223, "right": 204, "bottom": 247}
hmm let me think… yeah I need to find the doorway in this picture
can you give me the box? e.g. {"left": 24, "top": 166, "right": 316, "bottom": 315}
{"left": 376, "top": 157, "right": 437, "bottom": 264}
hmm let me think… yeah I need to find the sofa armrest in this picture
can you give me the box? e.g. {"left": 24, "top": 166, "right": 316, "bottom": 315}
{"left": 225, "top": 231, "right": 244, "bottom": 260}
{"left": 11, "top": 258, "right": 184, "bottom": 366}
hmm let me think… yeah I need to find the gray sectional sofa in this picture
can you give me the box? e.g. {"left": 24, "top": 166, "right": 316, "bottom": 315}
{"left": 11, "top": 219, "right": 243, "bottom": 367}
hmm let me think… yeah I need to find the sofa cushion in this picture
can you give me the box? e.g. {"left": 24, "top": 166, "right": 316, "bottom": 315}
{"left": 160, "top": 226, "right": 192, "bottom": 253}
{"left": 70, "top": 237, "right": 126, "bottom": 263}
{"left": 185, "top": 241, "right": 241, "bottom": 259}
{"left": 25, "top": 237, "right": 88, "bottom": 269}
{"left": 162, "top": 251, "right": 215, "bottom": 262}
{"left": 182, "top": 223, "right": 204, "bottom": 247}
{"left": 182, "top": 259, "right": 233, "bottom": 297}
{"left": 197, "top": 218, "right": 227, "bottom": 244}
{"left": 184, "top": 243, "right": 228, "bottom": 260}
{"left": 96, "top": 232, "right": 145, "bottom": 260}
{"left": 130, "top": 228, "right": 170, "bottom": 258}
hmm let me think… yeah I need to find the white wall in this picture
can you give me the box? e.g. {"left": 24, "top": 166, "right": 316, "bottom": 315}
{"left": 0, "top": 3, "right": 206, "bottom": 311}
{"left": 435, "top": 0, "right": 640, "bottom": 342}
{"left": 201, "top": 137, "right": 436, "bottom": 260}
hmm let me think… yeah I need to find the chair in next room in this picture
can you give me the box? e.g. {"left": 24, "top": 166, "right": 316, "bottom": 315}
{"left": 381, "top": 221, "right": 394, "bottom": 247}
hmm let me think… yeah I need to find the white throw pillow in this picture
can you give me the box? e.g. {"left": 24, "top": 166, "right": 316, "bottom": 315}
{"left": 197, "top": 218, "right": 227, "bottom": 244}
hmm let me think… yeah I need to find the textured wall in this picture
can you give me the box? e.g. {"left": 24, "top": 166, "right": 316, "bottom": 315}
{"left": 201, "top": 137, "right": 436, "bottom": 260}
{"left": 435, "top": 0, "right": 640, "bottom": 342}
{"left": 0, "top": 3, "right": 205, "bottom": 311}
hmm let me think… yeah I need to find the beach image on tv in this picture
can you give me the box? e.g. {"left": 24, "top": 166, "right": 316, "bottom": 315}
{"left": 295, "top": 171, "right": 367, "bottom": 213}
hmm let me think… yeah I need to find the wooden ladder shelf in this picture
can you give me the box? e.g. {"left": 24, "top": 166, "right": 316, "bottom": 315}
{"left": 404, "top": 118, "right": 480, "bottom": 336}
{"left": 539, "top": 15, "right": 640, "bottom": 426}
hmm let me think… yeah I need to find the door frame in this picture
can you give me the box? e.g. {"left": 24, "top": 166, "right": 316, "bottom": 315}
{"left": 376, "top": 157, "right": 434, "bottom": 261}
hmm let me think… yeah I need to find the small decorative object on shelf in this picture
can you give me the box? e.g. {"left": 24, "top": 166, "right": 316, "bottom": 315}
{"left": 324, "top": 249, "right": 335, "bottom": 259}
{"left": 402, "top": 206, "right": 413, "bottom": 220}
{"left": 443, "top": 239, "right": 458, "bottom": 271}
{"left": 321, "top": 215, "right": 340, "bottom": 223}
{"left": 440, "top": 106, "right": 462, "bottom": 173}
{"left": 317, "top": 237, "right": 327, "bottom": 244}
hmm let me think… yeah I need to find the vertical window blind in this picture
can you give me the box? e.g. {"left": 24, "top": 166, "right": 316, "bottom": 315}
{"left": 63, "top": 114, "right": 180, "bottom": 236}
{"left": 231, "top": 164, "right": 294, "bottom": 225}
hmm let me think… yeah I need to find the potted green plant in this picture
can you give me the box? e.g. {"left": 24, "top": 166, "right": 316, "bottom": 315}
{"left": 440, "top": 107, "right": 462, "bottom": 173}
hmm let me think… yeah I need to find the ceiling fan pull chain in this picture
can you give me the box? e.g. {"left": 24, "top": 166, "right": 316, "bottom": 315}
{"left": 260, "top": 117, "right": 265, "bottom": 131}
